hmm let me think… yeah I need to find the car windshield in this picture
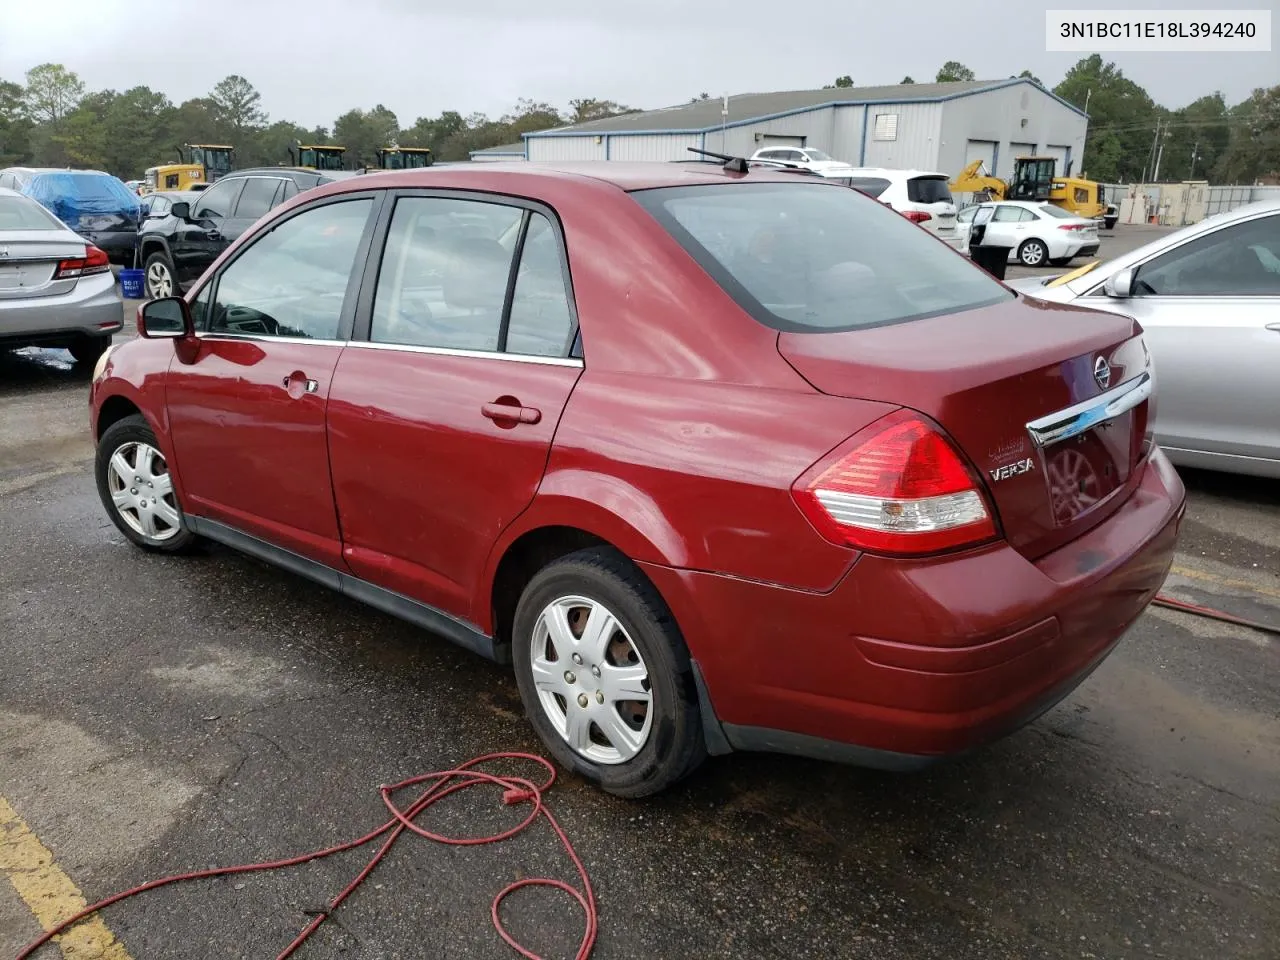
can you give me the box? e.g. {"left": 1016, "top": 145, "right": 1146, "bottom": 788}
{"left": 803, "top": 149, "right": 833, "bottom": 162}
{"left": 633, "top": 182, "right": 1012, "bottom": 333}
{"left": 0, "top": 195, "right": 64, "bottom": 230}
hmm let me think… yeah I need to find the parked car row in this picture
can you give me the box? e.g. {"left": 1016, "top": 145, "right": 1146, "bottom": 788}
{"left": 0, "top": 166, "right": 141, "bottom": 266}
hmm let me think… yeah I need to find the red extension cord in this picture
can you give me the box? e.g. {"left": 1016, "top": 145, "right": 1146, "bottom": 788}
{"left": 15, "top": 753, "right": 596, "bottom": 960}
{"left": 1152, "top": 592, "right": 1280, "bottom": 637}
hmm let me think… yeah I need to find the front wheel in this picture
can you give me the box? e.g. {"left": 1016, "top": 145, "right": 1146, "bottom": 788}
{"left": 143, "top": 251, "right": 176, "bottom": 300}
{"left": 96, "top": 414, "right": 197, "bottom": 552}
{"left": 511, "top": 548, "right": 706, "bottom": 798}
{"left": 1018, "top": 238, "right": 1048, "bottom": 267}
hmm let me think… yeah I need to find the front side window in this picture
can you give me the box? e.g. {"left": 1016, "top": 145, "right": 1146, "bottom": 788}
{"left": 803, "top": 148, "right": 833, "bottom": 162}
{"left": 207, "top": 198, "right": 373, "bottom": 339}
{"left": 1133, "top": 214, "right": 1280, "bottom": 297}
{"left": 634, "top": 182, "right": 1011, "bottom": 333}
{"left": 193, "top": 178, "right": 244, "bottom": 219}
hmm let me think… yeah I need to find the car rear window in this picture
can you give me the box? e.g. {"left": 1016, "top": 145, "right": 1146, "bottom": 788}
{"left": 632, "top": 182, "right": 1012, "bottom": 333}
{"left": 906, "top": 176, "right": 953, "bottom": 205}
{"left": 0, "top": 195, "right": 64, "bottom": 230}
{"left": 1037, "top": 204, "right": 1074, "bottom": 219}
{"left": 847, "top": 177, "right": 892, "bottom": 198}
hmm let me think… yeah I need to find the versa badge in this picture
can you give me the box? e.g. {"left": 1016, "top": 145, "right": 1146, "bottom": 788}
{"left": 991, "top": 458, "right": 1037, "bottom": 482}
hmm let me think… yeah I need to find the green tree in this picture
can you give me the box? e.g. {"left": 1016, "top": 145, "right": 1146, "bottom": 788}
{"left": 825, "top": 75, "right": 854, "bottom": 89}
{"left": 568, "top": 98, "right": 636, "bottom": 124}
{"left": 1158, "top": 93, "right": 1230, "bottom": 181}
{"left": 1215, "top": 85, "right": 1280, "bottom": 183}
{"left": 23, "top": 63, "right": 85, "bottom": 124}
{"left": 1055, "top": 55, "right": 1159, "bottom": 182}
{"left": 209, "top": 75, "right": 266, "bottom": 140}
{"left": 0, "top": 79, "right": 34, "bottom": 165}
{"left": 936, "top": 61, "right": 975, "bottom": 83}
{"left": 101, "top": 86, "right": 175, "bottom": 178}
{"left": 332, "top": 104, "right": 400, "bottom": 166}
{"left": 900, "top": 76, "right": 915, "bottom": 84}
{"left": 1016, "top": 69, "right": 1042, "bottom": 84}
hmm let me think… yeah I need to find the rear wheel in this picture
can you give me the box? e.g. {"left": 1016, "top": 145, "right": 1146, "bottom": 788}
{"left": 68, "top": 334, "right": 112, "bottom": 366}
{"left": 1018, "top": 238, "right": 1048, "bottom": 267}
{"left": 96, "top": 415, "right": 196, "bottom": 552}
{"left": 511, "top": 548, "right": 706, "bottom": 798}
{"left": 143, "top": 251, "right": 176, "bottom": 300}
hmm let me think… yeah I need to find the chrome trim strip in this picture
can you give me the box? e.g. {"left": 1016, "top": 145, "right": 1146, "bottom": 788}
{"left": 196, "top": 333, "right": 348, "bottom": 347}
{"left": 193, "top": 333, "right": 584, "bottom": 366}
{"left": 1026, "top": 372, "right": 1152, "bottom": 448}
{"left": 346, "top": 340, "right": 584, "bottom": 367}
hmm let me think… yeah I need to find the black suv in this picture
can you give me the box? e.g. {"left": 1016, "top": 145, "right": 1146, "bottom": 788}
{"left": 135, "top": 167, "right": 338, "bottom": 299}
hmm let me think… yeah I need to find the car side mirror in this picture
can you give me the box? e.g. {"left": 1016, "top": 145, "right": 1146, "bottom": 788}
{"left": 138, "top": 297, "right": 193, "bottom": 339}
{"left": 1104, "top": 266, "right": 1134, "bottom": 299}
{"left": 170, "top": 201, "right": 191, "bottom": 221}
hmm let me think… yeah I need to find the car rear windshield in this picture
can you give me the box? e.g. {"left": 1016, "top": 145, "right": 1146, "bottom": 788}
{"left": 906, "top": 176, "right": 953, "bottom": 205}
{"left": 847, "top": 177, "right": 892, "bottom": 198}
{"left": 1037, "top": 204, "right": 1075, "bottom": 219}
{"left": 632, "top": 182, "right": 1012, "bottom": 333}
{"left": 0, "top": 195, "right": 63, "bottom": 230}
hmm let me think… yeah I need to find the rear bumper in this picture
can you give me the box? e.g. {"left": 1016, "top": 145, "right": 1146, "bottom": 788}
{"left": 643, "top": 447, "right": 1186, "bottom": 765}
{"left": 0, "top": 272, "right": 123, "bottom": 345}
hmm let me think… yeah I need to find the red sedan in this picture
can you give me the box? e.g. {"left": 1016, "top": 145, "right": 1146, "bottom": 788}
{"left": 89, "top": 161, "right": 1185, "bottom": 797}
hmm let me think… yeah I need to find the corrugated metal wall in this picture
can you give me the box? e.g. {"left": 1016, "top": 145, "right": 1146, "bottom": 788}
{"left": 607, "top": 134, "right": 701, "bottom": 161}
{"left": 937, "top": 85, "right": 1087, "bottom": 182}
{"left": 715, "top": 107, "right": 842, "bottom": 162}
{"left": 859, "top": 103, "right": 943, "bottom": 169}
{"left": 471, "top": 153, "right": 525, "bottom": 163}
{"left": 526, "top": 136, "right": 606, "bottom": 161}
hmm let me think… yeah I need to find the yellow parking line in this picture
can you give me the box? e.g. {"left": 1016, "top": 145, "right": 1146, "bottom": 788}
{"left": 0, "top": 796, "right": 132, "bottom": 960}
{"left": 1169, "top": 564, "right": 1280, "bottom": 602}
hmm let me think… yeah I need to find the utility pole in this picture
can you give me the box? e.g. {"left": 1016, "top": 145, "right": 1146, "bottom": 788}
{"left": 721, "top": 94, "right": 729, "bottom": 152}
{"left": 1189, "top": 139, "right": 1200, "bottom": 179}
{"left": 1153, "top": 123, "right": 1170, "bottom": 182}
{"left": 1079, "top": 88, "right": 1093, "bottom": 171}
{"left": 1141, "top": 119, "right": 1162, "bottom": 184}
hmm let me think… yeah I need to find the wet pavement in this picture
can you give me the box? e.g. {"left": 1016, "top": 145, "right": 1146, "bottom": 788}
{"left": 1, "top": 227, "right": 1277, "bottom": 960}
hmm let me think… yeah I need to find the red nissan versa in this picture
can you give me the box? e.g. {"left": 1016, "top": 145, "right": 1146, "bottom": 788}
{"left": 89, "top": 162, "right": 1185, "bottom": 797}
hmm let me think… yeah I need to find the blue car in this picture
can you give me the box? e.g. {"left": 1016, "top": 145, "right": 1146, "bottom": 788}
{"left": 0, "top": 167, "right": 141, "bottom": 266}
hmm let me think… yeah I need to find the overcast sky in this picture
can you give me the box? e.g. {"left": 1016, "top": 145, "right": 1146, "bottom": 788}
{"left": 2, "top": 0, "right": 1275, "bottom": 129}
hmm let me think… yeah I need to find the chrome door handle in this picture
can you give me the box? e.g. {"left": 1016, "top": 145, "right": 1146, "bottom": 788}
{"left": 1266, "top": 323, "right": 1280, "bottom": 333}
{"left": 282, "top": 375, "right": 319, "bottom": 393}
{"left": 481, "top": 401, "right": 541, "bottom": 425}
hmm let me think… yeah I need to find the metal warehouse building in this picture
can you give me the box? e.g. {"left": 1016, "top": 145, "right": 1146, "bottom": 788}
{"left": 521, "top": 79, "right": 1089, "bottom": 181}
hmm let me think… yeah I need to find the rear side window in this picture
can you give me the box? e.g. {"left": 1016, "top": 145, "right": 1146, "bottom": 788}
{"left": 848, "top": 177, "right": 891, "bottom": 198}
{"left": 193, "top": 178, "right": 244, "bottom": 219}
{"left": 633, "top": 182, "right": 1011, "bottom": 333}
{"left": 906, "top": 176, "right": 953, "bottom": 205}
{"left": 234, "top": 177, "right": 282, "bottom": 220}
{"left": 0, "top": 195, "right": 64, "bottom": 230}
{"left": 1038, "top": 205, "right": 1074, "bottom": 219}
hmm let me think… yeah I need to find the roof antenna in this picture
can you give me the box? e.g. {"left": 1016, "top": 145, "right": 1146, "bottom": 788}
{"left": 686, "top": 146, "right": 749, "bottom": 173}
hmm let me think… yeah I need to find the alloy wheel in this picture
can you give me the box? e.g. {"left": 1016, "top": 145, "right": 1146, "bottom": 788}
{"left": 146, "top": 262, "right": 173, "bottom": 299}
{"left": 1020, "top": 240, "right": 1046, "bottom": 266}
{"left": 105, "top": 441, "right": 182, "bottom": 542}
{"left": 528, "top": 595, "right": 653, "bottom": 765}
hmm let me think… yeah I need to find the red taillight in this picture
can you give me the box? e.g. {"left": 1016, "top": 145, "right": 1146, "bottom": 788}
{"left": 791, "top": 411, "right": 997, "bottom": 556}
{"left": 53, "top": 245, "right": 110, "bottom": 280}
{"left": 1057, "top": 223, "right": 1086, "bottom": 231}
{"left": 900, "top": 210, "right": 932, "bottom": 224}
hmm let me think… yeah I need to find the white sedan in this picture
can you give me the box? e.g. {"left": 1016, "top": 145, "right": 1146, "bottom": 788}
{"left": 957, "top": 201, "right": 1100, "bottom": 266}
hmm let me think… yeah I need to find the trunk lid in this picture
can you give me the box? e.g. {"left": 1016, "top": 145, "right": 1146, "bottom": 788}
{"left": 0, "top": 231, "right": 85, "bottom": 301}
{"left": 777, "top": 295, "right": 1152, "bottom": 559}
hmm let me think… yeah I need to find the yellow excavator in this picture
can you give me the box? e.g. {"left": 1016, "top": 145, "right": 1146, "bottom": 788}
{"left": 290, "top": 141, "right": 348, "bottom": 172}
{"left": 951, "top": 157, "right": 1118, "bottom": 229}
{"left": 375, "top": 146, "right": 434, "bottom": 169}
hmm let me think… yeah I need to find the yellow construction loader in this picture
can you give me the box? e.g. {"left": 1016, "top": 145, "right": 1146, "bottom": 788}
{"left": 951, "top": 157, "right": 1118, "bottom": 229}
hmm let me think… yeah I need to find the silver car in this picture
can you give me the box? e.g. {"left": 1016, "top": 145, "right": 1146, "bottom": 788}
{"left": 0, "top": 187, "right": 123, "bottom": 365}
{"left": 1009, "top": 199, "right": 1280, "bottom": 478}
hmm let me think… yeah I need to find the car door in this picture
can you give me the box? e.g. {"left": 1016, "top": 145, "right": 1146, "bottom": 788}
{"left": 1091, "top": 209, "right": 1280, "bottom": 463}
{"left": 326, "top": 192, "right": 583, "bottom": 621}
{"left": 984, "top": 205, "right": 1029, "bottom": 247}
{"left": 172, "top": 177, "right": 244, "bottom": 284}
{"left": 165, "top": 193, "right": 379, "bottom": 567}
{"left": 220, "top": 175, "right": 286, "bottom": 243}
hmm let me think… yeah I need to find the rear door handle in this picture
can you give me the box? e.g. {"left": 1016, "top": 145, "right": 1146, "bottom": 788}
{"left": 482, "top": 401, "right": 541, "bottom": 425}
{"left": 282, "top": 374, "right": 318, "bottom": 394}
{"left": 1267, "top": 323, "right": 1280, "bottom": 333}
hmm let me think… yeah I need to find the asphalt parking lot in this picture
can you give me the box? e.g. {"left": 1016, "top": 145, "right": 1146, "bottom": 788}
{"left": 2, "top": 223, "right": 1277, "bottom": 960}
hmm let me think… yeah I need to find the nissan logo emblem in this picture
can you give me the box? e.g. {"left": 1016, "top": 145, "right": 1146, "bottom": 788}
{"left": 1094, "top": 356, "right": 1112, "bottom": 390}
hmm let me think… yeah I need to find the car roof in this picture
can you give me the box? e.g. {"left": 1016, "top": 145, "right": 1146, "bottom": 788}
{"left": 325, "top": 161, "right": 846, "bottom": 193}
{"left": 225, "top": 167, "right": 324, "bottom": 181}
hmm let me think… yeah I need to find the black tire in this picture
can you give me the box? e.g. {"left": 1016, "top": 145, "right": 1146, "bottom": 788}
{"left": 143, "top": 250, "right": 176, "bottom": 300}
{"left": 96, "top": 414, "right": 197, "bottom": 553}
{"left": 1018, "top": 238, "right": 1049, "bottom": 267}
{"left": 68, "top": 334, "right": 112, "bottom": 366}
{"left": 511, "top": 548, "right": 706, "bottom": 798}
{"left": 1048, "top": 257, "right": 1074, "bottom": 267}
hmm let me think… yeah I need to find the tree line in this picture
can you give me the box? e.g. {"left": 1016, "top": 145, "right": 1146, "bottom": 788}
{"left": 1, "top": 59, "right": 1276, "bottom": 186}
{"left": 827, "top": 58, "right": 1278, "bottom": 185}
